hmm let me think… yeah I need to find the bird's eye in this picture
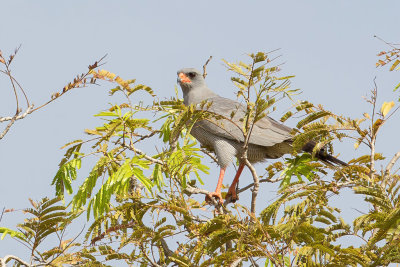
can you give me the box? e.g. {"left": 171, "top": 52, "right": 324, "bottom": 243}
{"left": 188, "top": 72, "right": 196, "bottom": 78}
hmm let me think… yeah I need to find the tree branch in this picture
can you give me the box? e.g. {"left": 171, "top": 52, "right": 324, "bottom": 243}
{"left": 245, "top": 159, "right": 259, "bottom": 214}
{"left": 125, "top": 144, "right": 164, "bottom": 165}
{"left": 0, "top": 255, "right": 31, "bottom": 267}
{"left": 0, "top": 105, "right": 33, "bottom": 122}
{"left": 229, "top": 257, "right": 244, "bottom": 267}
{"left": 369, "top": 78, "right": 378, "bottom": 180}
{"left": 185, "top": 185, "right": 224, "bottom": 212}
{"left": 140, "top": 243, "right": 162, "bottom": 267}
{"left": 0, "top": 112, "right": 18, "bottom": 140}
{"left": 30, "top": 55, "right": 106, "bottom": 113}
{"left": 202, "top": 56, "right": 213, "bottom": 79}
{"left": 384, "top": 151, "right": 400, "bottom": 177}
{"left": 238, "top": 176, "right": 284, "bottom": 194}
{"left": 0, "top": 105, "right": 34, "bottom": 141}
{"left": 159, "top": 238, "right": 173, "bottom": 259}
{"left": 200, "top": 147, "right": 219, "bottom": 164}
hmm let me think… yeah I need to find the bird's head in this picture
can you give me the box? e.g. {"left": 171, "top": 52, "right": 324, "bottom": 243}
{"left": 177, "top": 68, "right": 216, "bottom": 105}
{"left": 177, "top": 68, "right": 206, "bottom": 90}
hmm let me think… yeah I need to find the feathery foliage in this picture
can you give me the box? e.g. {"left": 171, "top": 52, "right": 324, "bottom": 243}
{"left": 2, "top": 47, "right": 400, "bottom": 266}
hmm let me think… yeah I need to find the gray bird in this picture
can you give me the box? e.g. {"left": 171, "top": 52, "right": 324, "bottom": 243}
{"left": 177, "top": 68, "right": 346, "bottom": 204}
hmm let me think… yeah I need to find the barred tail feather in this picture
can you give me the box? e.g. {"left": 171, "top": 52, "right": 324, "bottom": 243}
{"left": 302, "top": 141, "right": 348, "bottom": 166}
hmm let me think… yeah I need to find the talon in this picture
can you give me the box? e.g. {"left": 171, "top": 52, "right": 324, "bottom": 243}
{"left": 205, "top": 192, "right": 223, "bottom": 204}
{"left": 226, "top": 188, "right": 239, "bottom": 203}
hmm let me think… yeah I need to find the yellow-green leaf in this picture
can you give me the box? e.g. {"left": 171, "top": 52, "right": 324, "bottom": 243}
{"left": 390, "top": 59, "right": 400, "bottom": 71}
{"left": 380, "top": 101, "right": 395, "bottom": 117}
{"left": 372, "top": 118, "right": 384, "bottom": 134}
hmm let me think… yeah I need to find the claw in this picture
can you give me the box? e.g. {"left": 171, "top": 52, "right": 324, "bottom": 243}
{"left": 225, "top": 164, "right": 244, "bottom": 203}
{"left": 205, "top": 192, "right": 223, "bottom": 204}
{"left": 226, "top": 187, "right": 239, "bottom": 203}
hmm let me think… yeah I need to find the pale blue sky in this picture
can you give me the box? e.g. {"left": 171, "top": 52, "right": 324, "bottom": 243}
{"left": 1, "top": 0, "right": 399, "bottom": 259}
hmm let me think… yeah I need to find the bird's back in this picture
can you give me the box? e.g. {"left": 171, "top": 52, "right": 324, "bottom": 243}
{"left": 190, "top": 115, "right": 292, "bottom": 168}
{"left": 193, "top": 96, "right": 292, "bottom": 147}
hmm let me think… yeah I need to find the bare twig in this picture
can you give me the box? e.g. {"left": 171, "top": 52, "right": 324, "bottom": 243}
{"left": 249, "top": 257, "right": 260, "bottom": 267}
{"left": 0, "top": 105, "right": 33, "bottom": 122}
{"left": 369, "top": 78, "right": 378, "bottom": 180}
{"left": 229, "top": 257, "right": 244, "bottom": 267}
{"left": 0, "top": 105, "right": 34, "bottom": 140}
{"left": 0, "top": 207, "right": 5, "bottom": 223}
{"left": 45, "top": 225, "right": 86, "bottom": 266}
{"left": 126, "top": 144, "right": 164, "bottom": 165}
{"left": 11, "top": 73, "right": 30, "bottom": 107}
{"left": 160, "top": 238, "right": 173, "bottom": 257}
{"left": 140, "top": 243, "right": 162, "bottom": 267}
{"left": 132, "top": 131, "right": 159, "bottom": 144}
{"left": 2, "top": 46, "right": 22, "bottom": 114}
{"left": 0, "top": 112, "right": 18, "bottom": 140}
{"left": 245, "top": 159, "right": 259, "bottom": 214}
{"left": 200, "top": 147, "right": 219, "bottom": 164}
{"left": 0, "top": 255, "right": 31, "bottom": 267}
{"left": 202, "top": 56, "right": 213, "bottom": 79}
{"left": 238, "top": 176, "right": 284, "bottom": 194}
{"left": 374, "top": 35, "right": 400, "bottom": 49}
{"left": 30, "top": 55, "right": 106, "bottom": 113}
{"left": 384, "top": 152, "right": 400, "bottom": 177}
{"left": 0, "top": 70, "right": 30, "bottom": 108}
{"left": 91, "top": 222, "right": 135, "bottom": 245}
{"left": 240, "top": 58, "right": 259, "bottom": 214}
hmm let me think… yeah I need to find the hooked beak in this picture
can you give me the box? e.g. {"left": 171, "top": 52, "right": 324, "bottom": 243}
{"left": 177, "top": 72, "right": 191, "bottom": 84}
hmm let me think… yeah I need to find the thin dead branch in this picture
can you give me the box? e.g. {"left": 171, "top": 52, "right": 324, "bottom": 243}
{"left": 125, "top": 144, "right": 164, "bottom": 165}
{"left": 385, "top": 151, "right": 400, "bottom": 177}
{"left": 202, "top": 56, "right": 213, "bottom": 79}
{"left": 238, "top": 176, "right": 285, "bottom": 194}
{"left": 0, "top": 105, "right": 33, "bottom": 123}
{"left": 0, "top": 255, "right": 31, "bottom": 267}
{"left": 245, "top": 159, "right": 259, "bottom": 214}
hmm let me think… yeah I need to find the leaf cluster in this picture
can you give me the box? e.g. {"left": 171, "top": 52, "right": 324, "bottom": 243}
{"left": 2, "top": 50, "right": 400, "bottom": 266}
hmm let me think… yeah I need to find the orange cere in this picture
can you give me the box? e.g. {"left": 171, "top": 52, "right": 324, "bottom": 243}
{"left": 179, "top": 72, "right": 191, "bottom": 83}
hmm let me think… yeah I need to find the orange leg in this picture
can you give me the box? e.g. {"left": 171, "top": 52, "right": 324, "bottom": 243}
{"left": 227, "top": 164, "right": 245, "bottom": 202}
{"left": 205, "top": 168, "right": 226, "bottom": 204}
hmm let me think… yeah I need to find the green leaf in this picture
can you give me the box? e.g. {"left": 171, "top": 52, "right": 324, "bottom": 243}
{"left": 132, "top": 167, "right": 153, "bottom": 194}
{"left": 95, "top": 111, "right": 119, "bottom": 117}
{"left": 52, "top": 158, "right": 81, "bottom": 198}
{"left": 72, "top": 157, "right": 106, "bottom": 211}
{"left": 252, "top": 52, "right": 267, "bottom": 63}
{"left": 152, "top": 163, "right": 163, "bottom": 191}
{"left": 297, "top": 111, "right": 331, "bottom": 129}
{"left": 0, "top": 227, "right": 26, "bottom": 241}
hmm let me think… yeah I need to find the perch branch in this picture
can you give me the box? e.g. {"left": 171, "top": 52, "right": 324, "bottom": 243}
{"left": 185, "top": 185, "right": 224, "bottom": 212}
{"left": 245, "top": 159, "right": 259, "bottom": 214}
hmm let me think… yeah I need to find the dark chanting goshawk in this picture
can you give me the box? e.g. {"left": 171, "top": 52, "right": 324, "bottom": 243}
{"left": 177, "top": 68, "right": 347, "bottom": 204}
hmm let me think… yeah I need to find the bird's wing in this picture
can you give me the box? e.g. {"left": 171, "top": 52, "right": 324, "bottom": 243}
{"left": 194, "top": 96, "right": 292, "bottom": 147}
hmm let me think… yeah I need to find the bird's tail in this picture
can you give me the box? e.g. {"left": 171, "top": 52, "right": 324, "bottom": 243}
{"left": 302, "top": 141, "right": 348, "bottom": 166}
